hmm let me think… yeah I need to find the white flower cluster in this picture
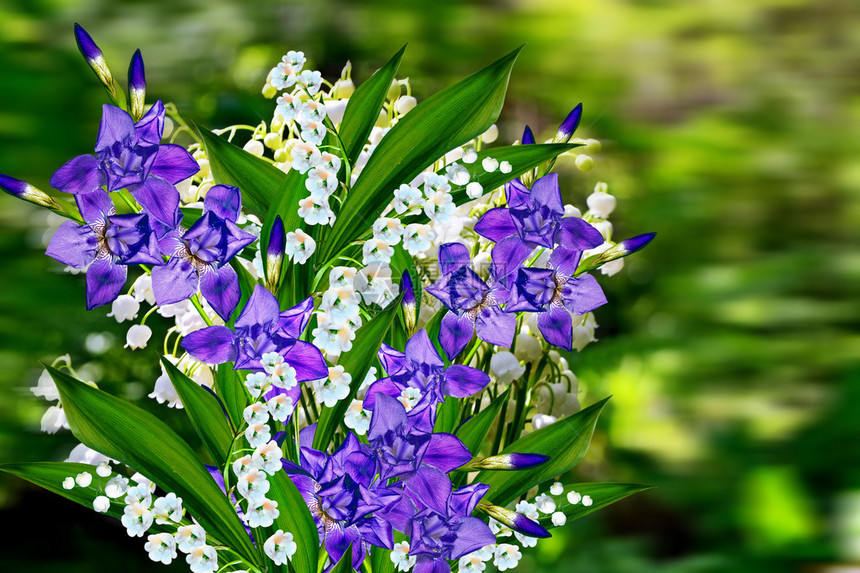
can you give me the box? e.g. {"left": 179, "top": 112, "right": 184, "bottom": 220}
{"left": 581, "top": 181, "right": 626, "bottom": 276}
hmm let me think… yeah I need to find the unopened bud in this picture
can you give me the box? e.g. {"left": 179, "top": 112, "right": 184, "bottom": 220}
{"left": 386, "top": 79, "right": 401, "bottom": 102}
{"left": 575, "top": 154, "right": 594, "bottom": 172}
{"left": 476, "top": 502, "right": 551, "bottom": 538}
{"left": 462, "top": 453, "right": 549, "bottom": 471}
{"left": 0, "top": 174, "right": 60, "bottom": 210}
{"left": 128, "top": 49, "right": 146, "bottom": 121}
{"left": 74, "top": 24, "right": 115, "bottom": 97}
{"left": 266, "top": 215, "right": 286, "bottom": 292}
{"left": 555, "top": 103, "right": 583, "bottom": 141}
{"left": 394, "top": 95, "right": 417, "bottom": 116}
{"left": 400, "top": 270, "right": 417, "bottom": 334}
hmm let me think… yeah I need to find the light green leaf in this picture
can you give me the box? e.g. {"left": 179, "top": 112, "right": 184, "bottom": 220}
{"left": 456, "top": 387, "right": 511, "bottom": 456}
{"left": 47, "top": 366, "right": 260, "bottom": 567}
{"left": 313, "top": 295, "right": 402, "bottom": 451}
{"left": 338, "top": 46, "right": 406, "bottom": 164}
{"left": 215, "top": 363, "right": 248, "bottom": 432}
{"left": 199, "top": 127, "right": 286, "bottom": 217}
{"left": 474, "top": 397, "right": 609, "bottom": 507}
{"left": 318, "top": 47, "right": 522, "bottom": 261}
{"left": 539, "top": 482, "right": 652, "bottom": 527}
{"left": 265, "top": 472, "right": 320, "bottom": 573}
{"left": 161, "top": 357, "right": 233, "bottom": 467}
{"left": 433, "top": 396, "right": 459, "bottom": 434}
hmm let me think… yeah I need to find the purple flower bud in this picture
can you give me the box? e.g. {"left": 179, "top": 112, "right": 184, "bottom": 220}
{"left": 74, "top": 23, "right": 102, "bottom": 62}
{"left": 621, "top": 232, "right": 656, "bottom": 255}
{"left": 557, "top": 103, "right": 583, "bottom": 140}
{"left": 74, "top": 24, "right": 115, "bottom": 94}
{"left": 521, "top": 125, "right": 536, "bottom": 145}
{"left": 0, "top": 174, "right": 60, "bottom": 210}
{"left": 401, "top": 270, "right": 416, "bottom": 333}
{"left": 128, "top": 50, "right": 146, "bottom": 121}
{"left": 265, "top": 215, "right": 286, "bottom": 291}
{"left": 463, "top": 452, "right": 549, "bottom": 471}
{"left": 477, "top": 502, "right": 552, "bottom": 538}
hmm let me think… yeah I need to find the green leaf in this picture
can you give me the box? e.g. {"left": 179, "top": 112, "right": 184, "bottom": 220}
{"left": 338, "top": 46, "right": 406, "bottom": 164}
{"left": 161, "top": 357, "right": 233, "bottom": 467}
{"left": 370, "top": 545, "right": 395, "bottom": 573}
{"left": 474, "top": 397, "right": 609, "bottom": 507}
{"left": 433, "top": 396, "right": 460, "bottom": 434}
{"left": 215, "top": 363, "right": 248, "bottom": 432}
{"left": 199, "top": 127, "right": 287, "bottom": 217}
{"left": 313, "top": 295, "right": 402, "bottom": 451}
{"left": 47, "top": 366, "right": 260, "bottom": 567}
{"left": 331, "top": 542, "right": 354, "bottom": 573}
{"left": 456, "top": 387, "right": 512, "bottom": 456}
{"left": 228, "top": 257, "right": 259, "bottom": 326}
{"left": 319, "top": 47, "right": 522, "bottom": 261}
{"left": 266, "top": 472, "right": 320, "bottom": 573}
{"left": 539, "top": 482, "right": 652, "bottom": 527}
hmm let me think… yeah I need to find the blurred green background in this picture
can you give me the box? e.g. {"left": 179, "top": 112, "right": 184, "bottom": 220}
{"left": 1, "top": 0, "right": 859, "bottom": 571}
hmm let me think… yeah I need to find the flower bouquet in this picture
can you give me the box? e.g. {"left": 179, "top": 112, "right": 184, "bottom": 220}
{"left": 1, "top": 24, "right": 655, "bottom": 573}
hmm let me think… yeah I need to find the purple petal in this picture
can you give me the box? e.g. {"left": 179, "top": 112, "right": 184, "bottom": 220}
{"left": 95, "top": 105, "right": 135, "bottom": 154}
{"left": 128, "top": 175, "right": 180, "bottom": 231}
{"left": 549, "top": 247, "right": 582, "bottom": 276}
{"left": 363, "top": 377, "right": 401, "bottom": 410}
{"left": 368, "top": 393, "right": 408, "bottom": 442}
{"left": 134, "top": 100, "right": 165, "bottom": 146}
{"left": 378, "top": 344, "right": 408, "bottom": 376}
{"left": 404, "top": 465, "right": 451, "bottom": 515}
{"left": 537, "top": 304, "right": 573, "bottom": 351}
{"left": 278, "top": 296, "right": 315, "bottom": 339}
{"left": 50, "top": 155, "right": 106, "bottom": 195}
{"left": 449, "top": 483, "right": 489, "bottom": 516}
{"left": 437, "top": 242, "right": 471, "bottom": 275}
{"left": 475, "top": 306, "right": 515, "bottom": 348}
{"left": 223, "top": 219, "right": 257, "bottom": 262}
{"left": 561, "top": 274, "right": 607, "bottom": 315}
{"left": 128, "top": 49, "right": 145, "bottom": 91}
{"left": 267, "top": 216, "right": 286, "bottom": 259}
{"left": 554, "top": 216, "right": 604, "bottom": 251}
{"left": 74, "top": 23, "right": 102, "bottom": 62}
{"left": 283, "top": 340, "right": 329, "bottom": 382}
{"left": 442, "top": 365, "right": 490, "bottom": 398}
{"left": 204, "top": 184, "right": 242, "bottom": 222}
{"left": 529, "top": 173, "right": 564, "bottom": 217}
{"left": 474, "top": 207, "right": 516, "bottom": 243}
{"left": 152, "top": 257, "right": 199, "bottom": 306}
{"left": 491, "top": 235, "right": 534, "bottom": 280}
{"left": 181, "top": 325, "right": 237, "bottom": 364}
{"left": 450, "top": 517, "right": 497, "bottom": 559}
{"left": 414, "top": 556, "right": 450, "bottom": 573}
{"left": 505, "top": 178, "right": 530, "bottom": 210}
{"left": 423, "top": 433, "right": 471, "bottom": 473}
{"left": 85, "top": 257, "right": 126, "bottom": 310}
{"left": 150, "top": 144, "right": 199, "bottom": 184}
{"left": 405, "top": 329, "right": 444, "bottom": 369}
{"left": 235, "top": 284, "right": 280, "bottom": 329}
{"left": 46, "top": 221, "right": 98, "bottom": 268}
{"left": 521, "top": 125, "right": 535, "bottom": 145}
{"left": 621, "top": 232, "right": 656, "bottom": 254}
{"left": 439, "top": 311, "right": 474, "bottom": 361}
{"left": 201, "top": 264, "right": 241, "bottom": 322}
{"left": 74, "top": 188, "right": 114, "bottom": 224}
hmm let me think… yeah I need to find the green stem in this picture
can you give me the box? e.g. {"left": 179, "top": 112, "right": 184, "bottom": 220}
{"left": 190, "top": 294, "right": 213, "bottom": 327}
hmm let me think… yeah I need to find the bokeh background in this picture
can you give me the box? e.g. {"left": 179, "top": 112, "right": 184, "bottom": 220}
{"left": 1, "top": 0, "right": 858, "bottom": 571}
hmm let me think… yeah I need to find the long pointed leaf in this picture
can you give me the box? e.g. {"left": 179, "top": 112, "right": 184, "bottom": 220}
{"left": 474, "top": 397, "right": 609, "bottom": 506}
{"left": 265, "top": 472, "right": 320, "bottom": 573}
{"left": 539, "top": 482, "right": 652, "bottom": 527}
{"left": 319, "top": 47, "right": 523, "bottom": 261}
{"left": 161, "top": 357, "right": 233, "bottom": 467}
{"left": 338, "top": 46, "right": 406, "bottom": 164}
{"left": 47, "top": 366, "right": 260, "bottom": 566}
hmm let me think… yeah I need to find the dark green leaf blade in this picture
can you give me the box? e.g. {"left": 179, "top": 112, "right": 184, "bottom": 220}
{"left": 539, "top": 482, "right": 652, "bottom": 527}
{"left": 338, "top": 46, "right": 406, "bottom": 164}
{"left": 313, "top": 295, "right": 402, "bottom": 451}
{"left": 215, "top": 363, "right": 248, "bottom": 432}
{"left": 319, "top": 47, "right": 523, "bottom": 261}
{"left": 161, "top": 357, "right": 233, "bottom": 467}
{"left": 331, "top": 542, "right": 354, "bottom": 573}
{"left": 474, "top": 397, "right": 609, "bottom": 507}
{"left": 47, "top": 366, "right": 259, "bottom": 566}
{"left": 266, "top": 472, "right": 320, "bottom": 573}
{"left": 456, "top": 387, "right": 512, "bottom": 456}
{"left": 199, "top": 127, "right": 286, "bottom": 217}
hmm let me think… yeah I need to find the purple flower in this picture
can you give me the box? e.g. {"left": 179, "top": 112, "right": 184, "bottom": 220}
{"left": 506, "top": 248, "right": 607, "bottom": 351}
{"left": 151, "top": 185, "right": 255, "bottom": 321}
{"left": 404, "top": 475, "right": 496, "bottom": 573}
{"left": 474, "top": 173, "right": 604, "bottom": 280}
{"left": 128, "top": 49, "right": 146, "bottom": 121}
{"left": 363, "top": 330, "right": 490, "bottom": 428}
{"left": 425, "top": 243, "right": 515, "bottom": 360}
{"left": 265, "top": 215, "right": 285, "bottom": 290}
{"left": 50, "top": 101, "right": 198, "bottom": 233}
{"left": 557, "top": 103, "right": 583, "bottom": 140}
{"left": 45, "top": 190, "right": 161, "bottom": 309}
{"left": 181, "top": 284, "right": 327, "bottom": 380}
{"left": 291, "top": 431, "right": 399, "bottom": 571}
{"left": 368, "top": 394, "right": 471, "bottom": 482}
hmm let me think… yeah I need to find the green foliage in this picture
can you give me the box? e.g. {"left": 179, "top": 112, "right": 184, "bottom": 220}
{"left": 456, "top": 387, "right": 512, "bottom": 456}
{"left": 475, "top": 397, "right": 608, "bottom": 506}
{"left": 47, "top": 366, "right": 260, "bottom": 567}
{"left": 539, "top": 483, "right": 652, "bottom": 528}
{"left": 266, "top": 472, "right": 320, "bottom": 573}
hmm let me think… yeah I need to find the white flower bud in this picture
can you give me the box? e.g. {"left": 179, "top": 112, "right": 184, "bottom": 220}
{"left": 263, "top": 132, "right": 282, "bottom": 150}
{"left": 563, "top": 204, "right": 582, "bottom": 218}
{"left": 551, "top": 511, "right": 567, "bottom": 526}
{"left": 125, "top": 324, "right": 153, "bottom": 350}
{"left": 587, "top": 190, "right": 616, "bottom": 219}
{"left": 532, "top": 414, "right": 557, "bottom": 430}
{"left": 332, "top": 78, "right": 355, "bottom": 99}
{"left": 107, "top": 295, "right": 140, "bottom": 323}
{"left": 93, "top": 495, "right": 111, "bottom": 513}
{"left": 514, "top": 333, "right": 542, "bottom": 363}
{"left": 394, "top": 95, "right": 417, "bottom": 115}
{"left": 584, "top": 138, "right": 601, "bottom": 154}
{"left": 466, "top": 181, "right": 484, "bottom": 199}
{"left": 575, "top": 154, "right": 594, "bottom": 171}
{"left": 482, "top": 124, "right": 498, "bottom": 143}
{"left": 243, "top": 139, "right": 265, "bottom": 157}
{"left": 481, "top": 157, "right": 499, "bottom": 172}
{"left": 62, "top": 477, "right": 75, "bottom": 490}
{"left": 75, "top": 472, "right": 93, "bottom": 488}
